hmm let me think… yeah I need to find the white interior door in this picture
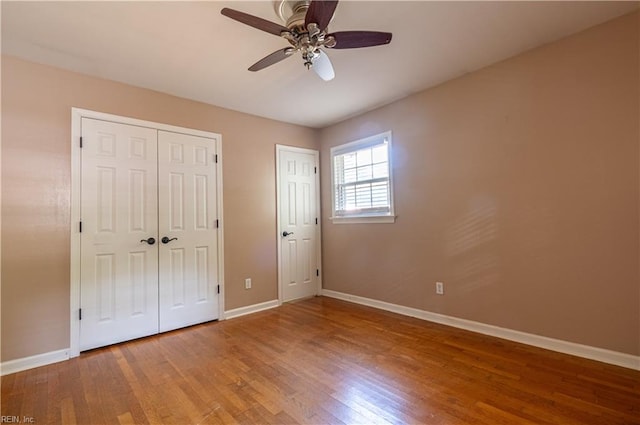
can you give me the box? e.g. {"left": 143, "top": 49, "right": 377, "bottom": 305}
{"left": 158, "top": 131, "right": 219, "bottom": 332}
{"left": 80, "top": 118, "right": 159, "bottom": 351}
{"left": 277, "top": 146, "right": 320, "bottom": 302}
{"left": 79, "top": 117, "right": 221, "bottom": 351}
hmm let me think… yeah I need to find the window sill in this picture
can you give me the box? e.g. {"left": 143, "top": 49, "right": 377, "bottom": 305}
{"left": 330, "top": 215, "right": 397, "bottom": 224}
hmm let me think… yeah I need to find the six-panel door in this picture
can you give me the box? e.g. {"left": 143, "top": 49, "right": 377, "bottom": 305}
{"left": 158, "top": 131, "right": 219, "bottom": 332}
{"left": 279, "top": 149, "right": 319, "bottom": 301}
{"left": 80, "top": 119, "right": 219, "bottom": 351}
{"left": 80, "top": 118, "right": 160, "bottom": 351}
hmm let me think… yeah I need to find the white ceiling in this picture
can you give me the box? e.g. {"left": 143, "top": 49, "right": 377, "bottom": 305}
{"left": 2, "top": 1, "right": 638, "bottom": 128}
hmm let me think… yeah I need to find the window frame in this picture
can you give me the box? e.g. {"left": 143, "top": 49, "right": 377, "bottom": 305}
{"left": 330, "top": 131, "right": 396, "bottom": 224}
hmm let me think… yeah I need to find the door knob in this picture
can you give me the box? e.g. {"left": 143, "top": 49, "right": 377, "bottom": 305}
{"left": 140, "top": 237, "right": 156, "bottom": 245}
{"left": 282, "top": 231, "right": 294, "bottom": 237}
{"left": 161, "top": 236, "right": 178, "bottom": 244}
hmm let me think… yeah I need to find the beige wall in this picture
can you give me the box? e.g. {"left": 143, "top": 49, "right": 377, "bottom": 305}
{"left": 319, "top": 13, "right": 639, "bottom": 355}
{"left": 1, "top": 56, "right": 317, "bottom": 361}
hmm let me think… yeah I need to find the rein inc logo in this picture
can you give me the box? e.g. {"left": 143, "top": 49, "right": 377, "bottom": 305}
{"left": 1, "top": 417, "right": 35, "bottom": 424}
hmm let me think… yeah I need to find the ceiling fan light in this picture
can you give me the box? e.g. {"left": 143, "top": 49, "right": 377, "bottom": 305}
{"left": 312, "top": 50, "right": 335, "bottom": 81}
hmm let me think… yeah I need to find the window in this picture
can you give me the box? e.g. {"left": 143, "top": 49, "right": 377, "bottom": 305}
{"left": 331, "top": 131, "right": 395, "bottom": 223}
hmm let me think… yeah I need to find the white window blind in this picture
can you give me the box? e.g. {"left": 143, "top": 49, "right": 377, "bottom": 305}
{"left": 331, "top": 131, "right": 394, "bottom": 222}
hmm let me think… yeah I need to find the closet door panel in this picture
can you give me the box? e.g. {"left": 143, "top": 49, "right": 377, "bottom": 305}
{"left": 80, "top": 118, "right": 159, "bottom": 351}
{"left": 158, "top": 131, "right": 219, "bottom": 332}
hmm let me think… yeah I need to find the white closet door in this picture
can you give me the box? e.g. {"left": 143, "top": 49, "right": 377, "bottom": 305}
{"left": 158, "top": 131, "right": 219, "bottom": 332}
{"left": 80, "top": 118, "right": 159, "bottom": 351}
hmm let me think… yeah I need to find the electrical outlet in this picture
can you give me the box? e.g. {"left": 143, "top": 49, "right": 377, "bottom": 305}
{"left": 245, "top": 278, "right": 252, "bottom": 290}
{"left": 436, "top": 281, "right": 444, "bottom": 295}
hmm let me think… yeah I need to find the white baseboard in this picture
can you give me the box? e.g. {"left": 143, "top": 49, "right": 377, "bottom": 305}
{"left": 322, "top": 289, "right": 640, "bottom": 371}
{"left": 1, "top": 348, "right": 70, "bottom": 376}
{"left": 224, "top": 299, "right": 280, "bottom": 320}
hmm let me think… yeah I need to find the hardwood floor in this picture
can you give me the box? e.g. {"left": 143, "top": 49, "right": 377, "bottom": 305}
{"left": 2, "top": 296, "right": 639, "bottom": 424}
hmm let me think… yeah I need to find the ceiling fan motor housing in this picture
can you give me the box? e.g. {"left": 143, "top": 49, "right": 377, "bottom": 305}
{"left": 276, "top": 0, "right": 312, "bottom": 31}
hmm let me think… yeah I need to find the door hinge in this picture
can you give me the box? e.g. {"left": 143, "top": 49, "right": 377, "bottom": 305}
{"left": 217, "top": 284, "right": 220, "bottom": 294}
{"left": 215, "top": 219, "right": 219, "bottom": 228}
{"left": 315, "top": 218, "right": 318, "bottom": 225}
{"left": 314, "top": 166, "right": 317, "bottom": 174}
{"left": 79, "top": 221, "right": 83, "bottom": 233}
{"left": 79, "top": 137, "right": 83, "bottom": 148}
{"left": 79, "top": 308, "right": 82, "bottom": 320}
{"left": 215, "top": 154, "right": 218, "bottom": 163}
{"left": 316, "top": 269, "right": 319, "bottom": 277}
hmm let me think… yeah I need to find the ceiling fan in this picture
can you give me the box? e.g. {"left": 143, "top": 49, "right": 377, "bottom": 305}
{"left": 221, "top": 0, "right": 392, "bottom": 81}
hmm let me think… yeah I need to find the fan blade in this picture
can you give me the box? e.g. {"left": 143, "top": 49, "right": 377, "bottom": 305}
{"left": 313, "top": 50, "right": 335, "bottom": 81}
{"left": 328, "top": 31, "right": 392, "bottom": 49}
{"left": 249, "top": 48, "right": 294, "bottom": 72}
{"left": 305, "top": 0, "right": 338, "bottom": 31}
{"left": 221, "top": 8, "right": 290, "bottom": 36}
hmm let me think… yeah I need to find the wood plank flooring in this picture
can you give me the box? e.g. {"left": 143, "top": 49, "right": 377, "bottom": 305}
{"left": 2, "top": 296, "right": 639, "bottom": 424}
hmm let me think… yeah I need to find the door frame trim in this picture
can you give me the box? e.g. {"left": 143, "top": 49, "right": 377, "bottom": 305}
{"left": 70, "top": 108, "right": 225, "bottom": 357}
{"left": 275, "top": 145, "right": 322, "bottom": 304}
